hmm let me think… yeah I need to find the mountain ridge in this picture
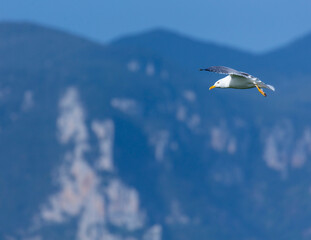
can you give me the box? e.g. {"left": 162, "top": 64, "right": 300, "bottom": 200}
{"left": 1, "top": 21, "right": 311, "bottom": 240}
{"left": 2, "top": 21, "right": 311, "bottom": 60}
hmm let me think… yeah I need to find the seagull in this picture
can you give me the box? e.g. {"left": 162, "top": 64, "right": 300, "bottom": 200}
{"left": 200, "top": 66, "right": 275, "bottom": 97}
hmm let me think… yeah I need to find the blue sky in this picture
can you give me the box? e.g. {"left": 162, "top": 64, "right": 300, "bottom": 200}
{"left": 1, "top": 0, "right": 311, "bottom": 52}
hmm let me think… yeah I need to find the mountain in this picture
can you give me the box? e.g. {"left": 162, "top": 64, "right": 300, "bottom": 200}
{"left": 112, "top": 28, "right": 256, "bottom": 72}
{"left": 262, "top": 32, "right": 311, "bottom": 75}
{"left": 1, "top": 22, "right": 311, "bottom": 240}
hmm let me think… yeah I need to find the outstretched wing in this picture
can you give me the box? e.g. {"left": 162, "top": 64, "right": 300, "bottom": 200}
{"left": 200, "top": 66, "right": 254, "bottom": 79}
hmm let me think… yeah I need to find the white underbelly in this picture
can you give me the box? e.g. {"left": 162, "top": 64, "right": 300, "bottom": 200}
{"left": 229, "top": 76, "right": 255, "bottom": 89}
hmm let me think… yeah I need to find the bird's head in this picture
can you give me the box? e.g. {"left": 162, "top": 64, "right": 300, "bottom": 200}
{"left": 209, "top": 79, "right": 227, "bottom": 90}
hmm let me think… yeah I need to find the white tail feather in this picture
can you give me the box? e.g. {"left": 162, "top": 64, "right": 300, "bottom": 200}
{"left": 257, "top": 81, "right": 275, "bottom": 91}
{"left": 267, "top": 84, "right": 275, "bottom": 91}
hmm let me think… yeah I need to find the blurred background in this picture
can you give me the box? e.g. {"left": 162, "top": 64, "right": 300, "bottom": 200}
{"left": 1, "top": 1, "right": 311, "bottom": 239}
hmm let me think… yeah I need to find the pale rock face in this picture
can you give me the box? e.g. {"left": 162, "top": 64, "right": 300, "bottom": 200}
{"left": 292, "top": 128, "right": 311, "bottom": 168}
{"left": 39, "top": 88, "right": 106, "bottom": 240}
{"left": 57, "top": 88, "right": 88, "bottom": 145}
{"left": 41, "top": 87, "right": 92, "bottom": 224}
{"left": 106, "top": 179, "right": 145, "bottom": 231}
{"left": 212, "top": 167, "right": 243, "bottom": 186}
{"left": 188, "top": 114, "right": 201, "bottom": 129}
{"left": 111, "top": 98, "right": 141, "bottom": 116}
{"left": 210, "top": 123, "right": 237, "bottom": 155}
{"left": 176, "top": 105, "right": 187, "bottom": 122}
{"left": 146, "top": 63, "right": 155, "bottom": 76}
{"left": 227, "top": 138, "right": 237, "bottom": 154}
{"left": 30, "top": 87, "right": 153, "bottom": 240}
{"left": 92, "top": 120, "right": 115, "bottom": 172}
{"left": 149, "top": 130, "right": 170, "bottom": 162}
{"left": 22, "top": 90, "right": 34, "bottom": 111}
{"left": 210, "top": 126, "right": 227, "bottom": 152}
{"left": 165, "top": 200, "right": 190, "bottom": 225}
{"left": 176, "top": 104, "right": 201, "bottom": 130}
{"left": 263, "top": 122, "right": 311, "bottom": 176}
{"left": 127, "top": 60, "right": 140, "bottom": 72}
{"left": 183, "top": 90, "right": 196, "bottom": 102}
{"left": 264, "top": 133, "right": 287, "bottom": 173}
{"left": 143, "top": 225, "right": 162, "bottom": 240}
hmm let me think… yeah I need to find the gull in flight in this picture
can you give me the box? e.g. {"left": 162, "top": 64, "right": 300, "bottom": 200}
{"left": 200, "top": 66, "right": 275, "bottom": 97}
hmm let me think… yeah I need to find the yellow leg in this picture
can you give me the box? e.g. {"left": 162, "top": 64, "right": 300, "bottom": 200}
{"left": 255, "top": 85, "right": 267, "bottom": 97}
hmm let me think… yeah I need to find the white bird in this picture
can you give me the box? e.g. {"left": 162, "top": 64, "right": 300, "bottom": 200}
{"left": 200, "top": 66, "right": 275, "bottom": 97}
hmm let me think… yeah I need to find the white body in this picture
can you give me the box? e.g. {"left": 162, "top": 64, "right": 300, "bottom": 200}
{"left": 219, "top": 75, "right": 255, "bottom": 89}
{"left": 213, "top": 75, "right": 274, "bottom": 91}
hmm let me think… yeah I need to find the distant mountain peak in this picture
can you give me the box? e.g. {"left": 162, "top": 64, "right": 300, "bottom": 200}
{"left": 110, "top": 27, "right": 254, "bottom": 72}
{"left": 111, "top": 27, "right": 212, "bottom": 47}
{"left": 0, "top": 21, "right": 62, "bottom": 34}
{"left": 130, "top": 27, "right": 192, "bottom": 39}
{"left": 0, "top": 21, "right": 102, "bottom": 48}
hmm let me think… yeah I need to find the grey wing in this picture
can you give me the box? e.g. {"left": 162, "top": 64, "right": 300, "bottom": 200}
{"left": 200, "top": 66, "right": 254, "bottom": 78}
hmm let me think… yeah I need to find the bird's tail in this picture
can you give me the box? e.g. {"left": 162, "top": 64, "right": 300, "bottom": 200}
{"left": 257, "top": 81, "right": 275, "bottom": 91}
{"left": 266, "top": 84, "right": 275, "bottom": 91}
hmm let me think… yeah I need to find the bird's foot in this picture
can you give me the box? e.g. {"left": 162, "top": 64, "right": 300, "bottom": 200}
{"left": 255, "top": 85, "right": 267, "bottom": 97}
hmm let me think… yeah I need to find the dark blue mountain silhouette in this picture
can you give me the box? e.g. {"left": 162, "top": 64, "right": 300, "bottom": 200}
{"left": 1, "top": 22, "right": 311, "bottom": 240}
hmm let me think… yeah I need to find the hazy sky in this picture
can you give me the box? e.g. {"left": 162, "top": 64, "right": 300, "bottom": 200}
{"left": 1, "top": 0, "right": 311, "bottom": 52}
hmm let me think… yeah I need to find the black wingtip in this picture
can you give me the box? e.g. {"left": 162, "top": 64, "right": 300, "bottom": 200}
{"left": 199, "top": 68, "right": 205, "bottom": 71}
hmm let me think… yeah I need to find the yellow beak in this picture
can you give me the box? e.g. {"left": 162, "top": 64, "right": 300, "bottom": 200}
{"left": 209, "top": 85, "right": 216, "bottom": 90}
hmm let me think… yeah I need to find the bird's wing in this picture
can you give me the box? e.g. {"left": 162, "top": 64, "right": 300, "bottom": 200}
{"left": 200, "top": 66, "right": 254, "bottom": 79}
